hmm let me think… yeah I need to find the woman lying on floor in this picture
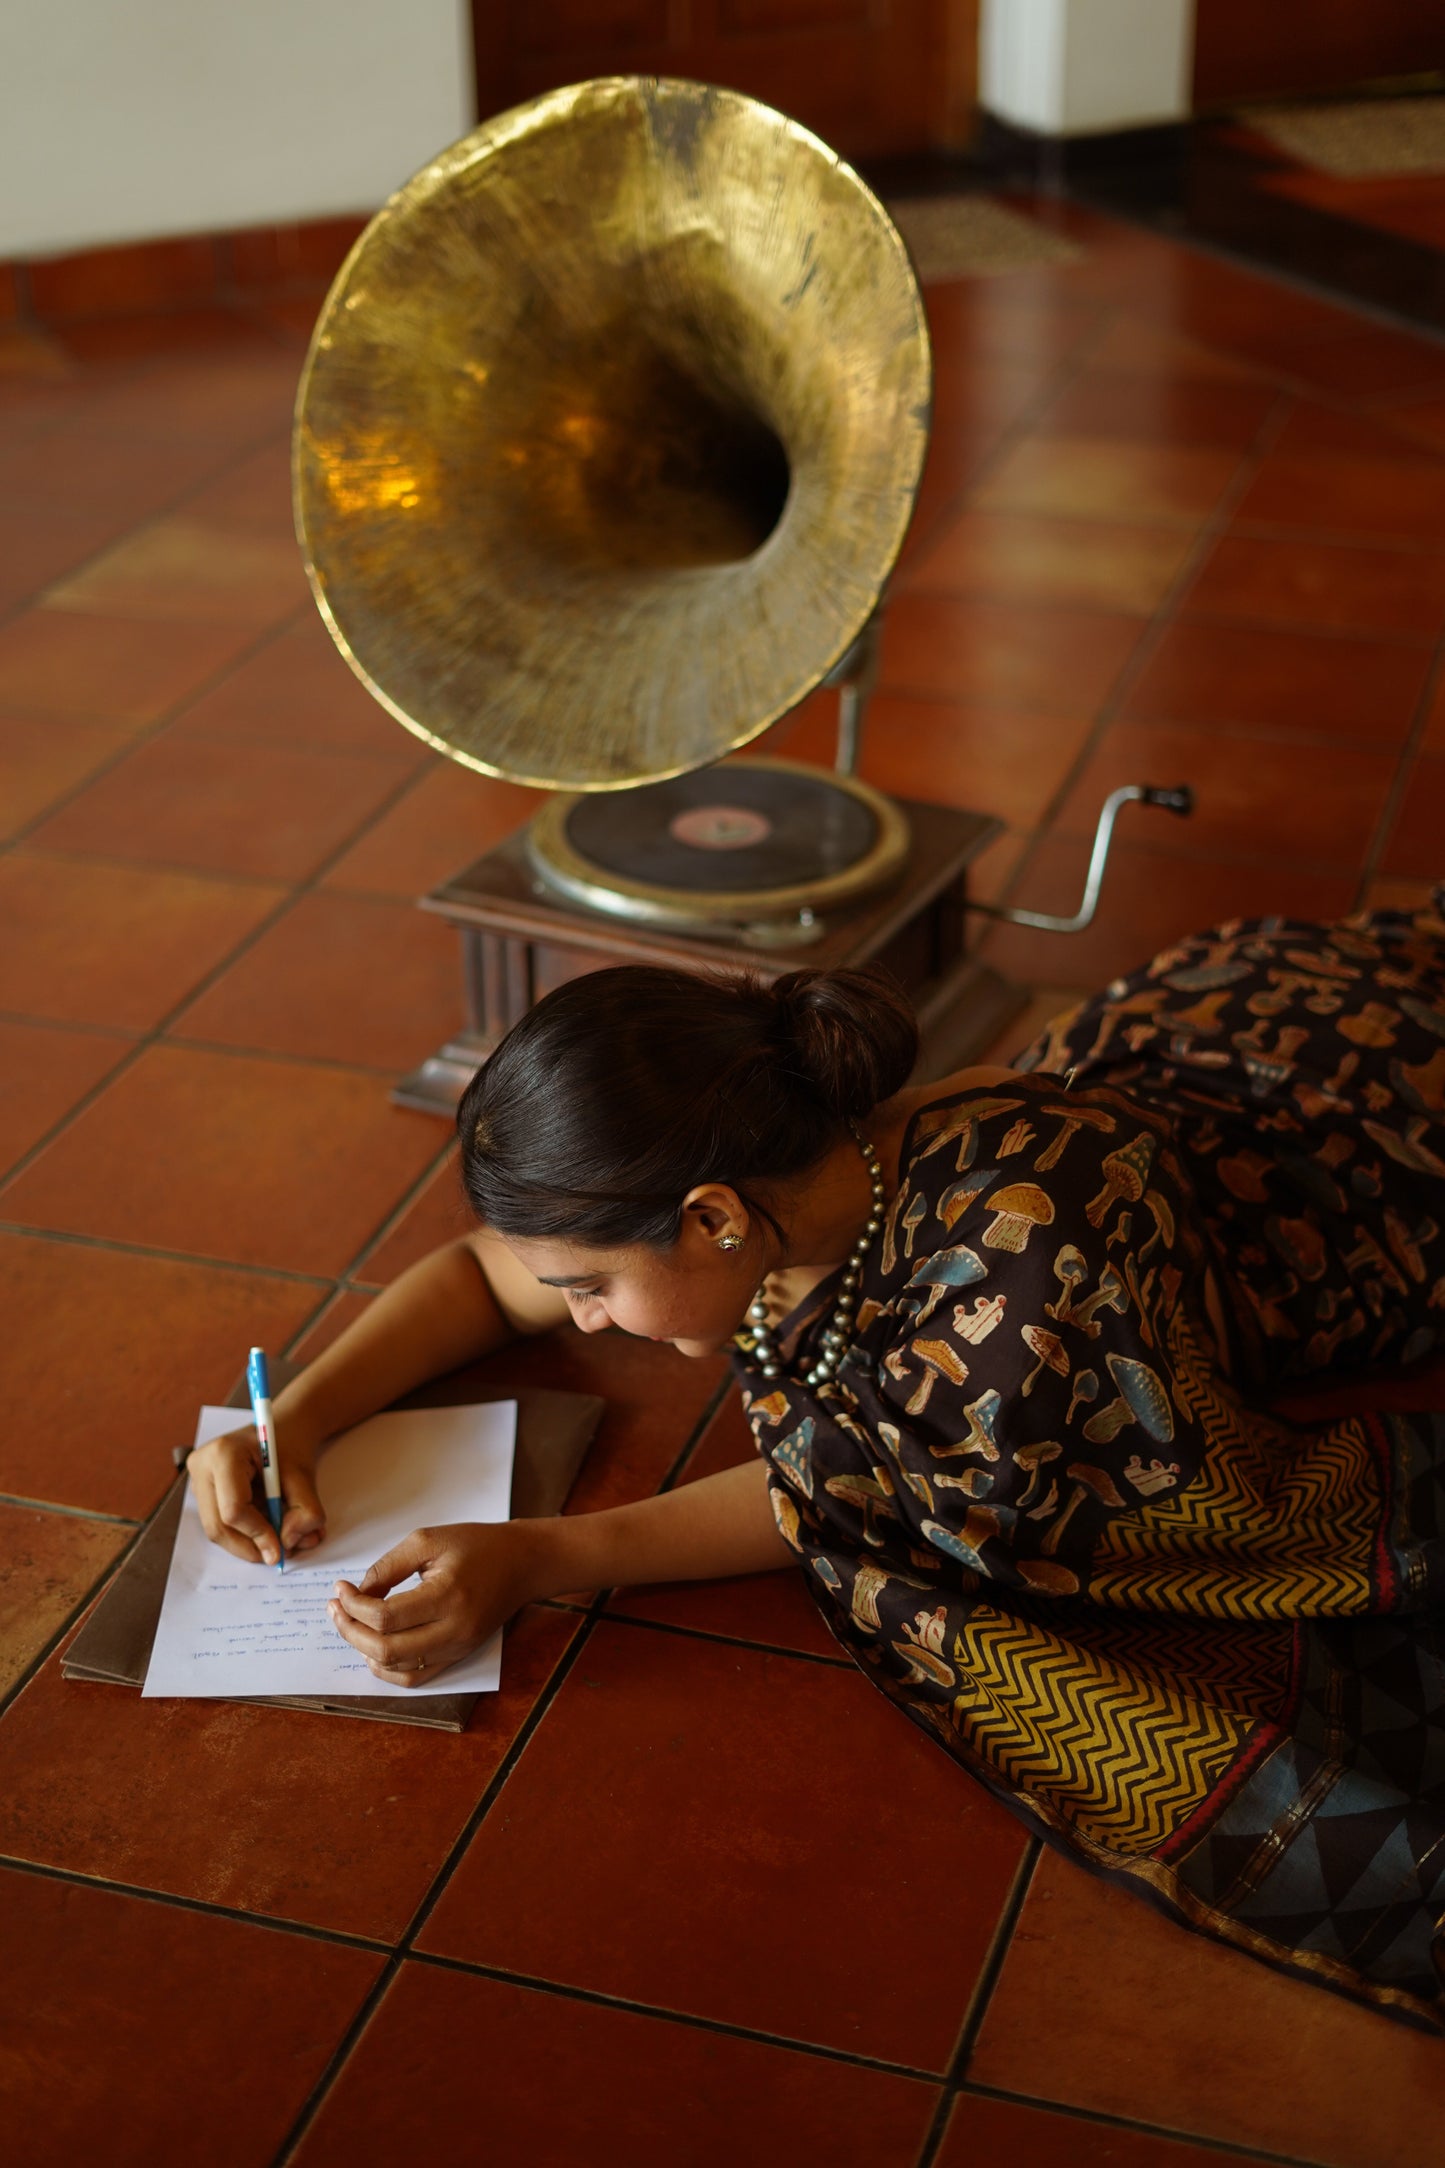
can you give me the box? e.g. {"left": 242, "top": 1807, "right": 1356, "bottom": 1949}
{"left": 189, "top": 894, "right": 1445, "bottom": 2031}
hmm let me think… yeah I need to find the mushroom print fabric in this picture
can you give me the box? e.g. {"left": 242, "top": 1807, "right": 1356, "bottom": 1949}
{"left": 742, "top": 895, "right": 1445, "bottom": 2033}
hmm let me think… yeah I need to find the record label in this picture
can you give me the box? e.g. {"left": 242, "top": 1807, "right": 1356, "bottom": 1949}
{"left": 668, "top": 805, "right": 773, "bottom": 850}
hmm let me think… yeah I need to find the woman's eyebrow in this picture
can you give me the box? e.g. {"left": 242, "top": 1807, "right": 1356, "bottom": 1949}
{"left": 535, "top": 1271, "right": 599, "bottom": 1288}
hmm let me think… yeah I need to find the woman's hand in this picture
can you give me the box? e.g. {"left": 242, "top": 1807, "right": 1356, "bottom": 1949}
{"left": 187, "top": 1425, "right": 326, "bottom": 1567}
{"left": 328, "top": 1521, "right": 547, "bottom": 1687}
{"left": 328, "top": 1461, "right": 791, "bottom": 1687}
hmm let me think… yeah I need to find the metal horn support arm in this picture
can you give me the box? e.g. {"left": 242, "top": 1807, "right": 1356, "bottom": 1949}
{"left": 824, "top": 611, "right": 881, "bottom": 776}
{"left": 974, "top": 784, "right": 1194, "bottom": 934}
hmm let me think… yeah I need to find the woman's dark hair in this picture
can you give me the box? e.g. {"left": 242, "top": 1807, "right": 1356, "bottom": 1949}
{"left": 457, "top": 963, "right": 918, "bottom": 1247}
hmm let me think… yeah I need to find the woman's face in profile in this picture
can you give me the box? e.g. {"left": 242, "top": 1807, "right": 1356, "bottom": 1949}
{"left": 506, "top": 1202, "right": 757, "bottom": 1359}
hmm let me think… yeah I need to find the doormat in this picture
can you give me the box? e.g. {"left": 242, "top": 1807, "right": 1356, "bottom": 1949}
{"left": 1242, "top": 95, "right": 1445, "bottom": 178}
{"left": 887, "top": 195, "right": 1083, "bottom": 282}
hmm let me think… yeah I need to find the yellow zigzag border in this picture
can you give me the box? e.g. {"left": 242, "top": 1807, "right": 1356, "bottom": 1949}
{"left": 1089, "top": 1310, "right": 1378, "bottom": 1620}
{"left": 945, "top": 1604, "right": 1251, "bottom": 1852}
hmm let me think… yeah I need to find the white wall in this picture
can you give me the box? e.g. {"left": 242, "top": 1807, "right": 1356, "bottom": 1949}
{"left": 0, "top": 1, "right": 474, "bottom": 259}
{"left": 981, "top": 0, "right": 1195, "bottom": 136}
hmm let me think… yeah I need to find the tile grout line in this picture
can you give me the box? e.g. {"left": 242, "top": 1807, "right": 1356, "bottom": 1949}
{"left": 1, "top": 336, "right": 1422, "bottom": 1349}
{"left": 0, "top": 1011, "right": 137, "bottom": 1040}
{"left": 866, "top": 686, "right": 1436, "bottom": 753}
{"left": 396, "top": 1386, "right": 730, "bottom": 1954}
{"left": 597, "top": 1606, "right": 851, "bottom": 1671}
{"left": 848, "top": 785, "right": 1419, "bottom": 911}
{"left": 0, "top": 1853, "right": 393, "bottom": 1956}
{"left": 998, "top": 835, "right": 1410, "bottom": 878}
{"left": 0, "top": 596, "right": 324, "bottom": 1192}
{"left": 0, "top": 1510, "right": 157, "bottom": 1726}
{"left": 5, "top": 1422, "right": 823, "bottom": 1760}
{"left": 6, "top": 264, "right": 1438, "bottom": 2158}
{"left": 7, "top": 841, "right": 308, "bottom": 895}
{"left": 1354, "top": 636, "right": 1445, "bottom": 905}
{"left": 161, "top": 1032, "right": 434, "bottom": 1081}
{"left": 0, "top": 696, "right": 430, "bottom": 767}
{"left": 0, "top": 1490, "right": 140, "bottom": 1526}
{"left": 0, "top": 1861, "right": 951, "bottom": 2092}
{"left": 0, "top": 389, "right": 466, "bottom": 1187}
{"left": 655, "top": 1369, "right": 735, "bottom": 1493}
{"left": 966, "top": 835, "right": 1426, "bottom": 901}
{"left": 902, "top": 298, "right": 1119, "bottom": 564}
{"left": 0, "top": 1395, "right": 727, "bottom": 1985}
{"left": 11, "top": 777, "right": 1405, "bottom": 996}
{"left": 1, "top": 847, "right": 308, "bottom": 899}
{"left": 889, "top": 585, "right": 1445, "bottom": 646}
{"left": 910, "top": 1837, "right": 1041, "bottom": 2168}
{"left": 276, "top": 1137, "right": 462, "bottom": 1366}
{"left": 6, "top": 738, "right": 425, "bottom": 879}
{"left": 1, "top": 1036, "right": 456, "bottom": 1347}
{"left": 0, "top": 593, "right": 315, "bottom": 864}
{"left": 958, "top": 2078, "right": 1325, "bottom": 2168}
{"left": 313, "top": 1130, "right": 460, "bottom": 1289}
{"left": 980, "top": 376, "right": 1297, "bottom": 933}
{"left": 1216, "top": 514, "right": 1445, "bottom": 555}
{"left": 407, "top": 1948, "right": 949, "bottom": 2082}
{"left": 267, "top": 1613, "right": 606, "bottom": 2167}
{"left": 0, "top": 1218, "right": 336, "bottom": 1287}
{"left": 923, "top": 192, "right": 1445, "bottom": 479}
{"left": 0, "top": 1850, "right": 1350, "bottom": 2168}
{"left": 914, "top": 299, "right": 1213, "bottom": 932}
{"left": 5, "top": 1057, "right": 654, "bottom": 1656}
{"left": 0, "top": 408, "right": 302, "bottom": 645}
{"left": 269, "top": 1376, "right": 740, "bottom": 2165}
{"left": 1059, "top": 190, "right": 1445, "bottom": 421}
{"left": 1065, "top": 171, "right": 1445, "bottom": 355}
{"left": 0, "top": 740, "right": 441, "bottom": 1200}
{"left": 5, "top": 313, "right": 1434, "bottom": 1210}
{"left": 269, "top": 1643, "right": 959, "bottom": 2168}
{"left": 0, "top": 355, "right": 163, "bottom": 483}
{"left": 1115, "top": 602, "right": 1439, "bottom": 650}
{"left": 6, "top": 1112, "right": 471, "bottom": 1658}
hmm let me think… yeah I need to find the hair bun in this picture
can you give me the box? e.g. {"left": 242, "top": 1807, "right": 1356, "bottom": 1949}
{"left": 770, "top": 966, "right": 918, "bottom": 1119}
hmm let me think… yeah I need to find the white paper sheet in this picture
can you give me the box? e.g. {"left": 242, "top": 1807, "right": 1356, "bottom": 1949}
{"left": 143, "top": 1401, "right": 516, "bottom": 1699}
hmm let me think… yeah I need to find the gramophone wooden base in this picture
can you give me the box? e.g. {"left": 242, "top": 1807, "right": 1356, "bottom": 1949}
{"left": 395, "top": 798, "right": 1028, "bottom": 1116}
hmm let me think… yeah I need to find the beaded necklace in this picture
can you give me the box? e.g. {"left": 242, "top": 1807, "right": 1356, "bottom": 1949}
{"left": 740, "top": 1125, "right": 887, "bottom": 1389}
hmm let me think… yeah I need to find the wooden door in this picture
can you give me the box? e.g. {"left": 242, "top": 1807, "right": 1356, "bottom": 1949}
{"left": 471, "top": 0, "right": 978, "bottom": 160}
{"left": 1194, "top": 0, "right": 1445, "bottom": 106}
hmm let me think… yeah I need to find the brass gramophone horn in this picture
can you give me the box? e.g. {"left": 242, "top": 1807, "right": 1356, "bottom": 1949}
{"left": 293, "top": 76, "right": 931, "bottom": 797}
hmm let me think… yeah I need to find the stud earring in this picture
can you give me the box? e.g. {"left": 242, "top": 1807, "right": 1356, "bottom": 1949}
{"left": 718, "top": 1234, "right": 744, "bottom": 1253}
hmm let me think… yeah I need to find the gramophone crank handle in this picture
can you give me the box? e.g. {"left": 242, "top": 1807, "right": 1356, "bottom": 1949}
{"left": 974, "top": 783, "right": 1194, "bottom": 935}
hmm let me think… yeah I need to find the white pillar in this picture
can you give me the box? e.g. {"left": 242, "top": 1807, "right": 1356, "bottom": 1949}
{"left": 0, "top": 0, "right": 474, "bottom": 257}
{"left": 980, "top": 0, "right": 1195, "bottom": 137}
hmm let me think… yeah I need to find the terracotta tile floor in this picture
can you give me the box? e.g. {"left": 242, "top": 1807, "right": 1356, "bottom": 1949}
{"left": 3, "top": 194, "right": 1444, "bottom": 2166}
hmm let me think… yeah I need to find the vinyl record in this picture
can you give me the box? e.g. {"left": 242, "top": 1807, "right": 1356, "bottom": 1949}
{"left": 526, "top": 757, "right": 909, "bottom": 932}
{"left": 566, "top": 763, "right": 878, "bottom": 893}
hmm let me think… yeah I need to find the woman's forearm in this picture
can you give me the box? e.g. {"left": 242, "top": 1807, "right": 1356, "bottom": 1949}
{"left": 276, "top": 1241, "right": 512, "bottom": 1451}
{"left": 525, "top": 1457, "right": 793, "bottom": 1599}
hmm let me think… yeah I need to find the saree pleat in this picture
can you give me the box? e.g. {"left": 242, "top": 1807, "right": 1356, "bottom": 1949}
{"left": 744, "top": 895, "right": 1445, "bottom": 2027}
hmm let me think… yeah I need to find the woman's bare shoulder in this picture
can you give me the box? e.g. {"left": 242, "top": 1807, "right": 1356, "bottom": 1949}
{"left": 890, "top": 1064, "right": 1023, "bottom": 1124}
{"left": 917, "top": 1063, "right": 1021, "bottom": 1100}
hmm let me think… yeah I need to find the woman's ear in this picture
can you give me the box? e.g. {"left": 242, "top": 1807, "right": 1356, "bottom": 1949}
{"left": 680, "top": 1184, "right": 747, "bottom": 1244}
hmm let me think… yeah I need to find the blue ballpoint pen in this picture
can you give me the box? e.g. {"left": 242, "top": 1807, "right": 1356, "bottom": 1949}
{"left": 246, "top": 1346, "right": 285, "bottom": 1573}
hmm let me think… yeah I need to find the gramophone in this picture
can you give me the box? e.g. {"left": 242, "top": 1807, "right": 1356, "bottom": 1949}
{"left": 294, "top": 78, "right": 1190, "bottom": 1110}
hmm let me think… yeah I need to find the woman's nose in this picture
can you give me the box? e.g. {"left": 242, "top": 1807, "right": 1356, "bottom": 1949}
{"left": 575, "top": 1301, "right": 610, "bottom": 1334}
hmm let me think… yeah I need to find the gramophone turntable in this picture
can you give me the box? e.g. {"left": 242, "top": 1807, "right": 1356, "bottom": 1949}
{"left": 293, "top": 77, "right": 1190, "bottom": 1112}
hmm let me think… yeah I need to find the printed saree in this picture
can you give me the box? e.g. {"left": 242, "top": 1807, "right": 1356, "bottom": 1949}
{"left": 741, "top": 897, "right": 1445, "bottom": 2028}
